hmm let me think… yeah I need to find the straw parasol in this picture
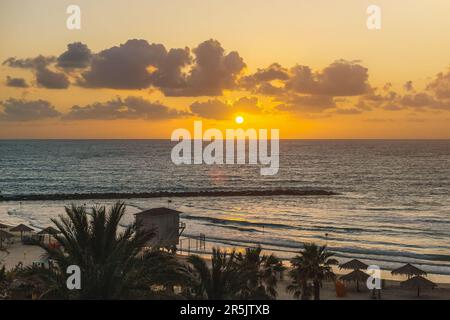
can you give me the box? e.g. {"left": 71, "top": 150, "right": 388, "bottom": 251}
{"left": 401, "top": 275, "right": 436, "bottom": 297}
{"left": 339, "top": 259, "right": 368, "bottom": 270}
{"left": 10, "top": 223, "right": 34, "bottom": 240}
{"left": 391, "top": 263, "right": 427, "bottom": 279}
{"left": 0, "top": 229, "right": 14, "bottom": 248}
{"left": 37, "top": 227, "right": 60, "bottom": 244}
{"left": 0, "top": 222, "right": 11, "bottom": 229}
{"left": 340, "top": 269, "right": 370, "bottom": 292}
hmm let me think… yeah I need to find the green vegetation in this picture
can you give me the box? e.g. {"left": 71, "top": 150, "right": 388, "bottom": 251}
{"left": 0, "top": 201, "right": 336, "bottom": 300}
{"left": 287, "top": 243, "right": 338, "bottom": 300}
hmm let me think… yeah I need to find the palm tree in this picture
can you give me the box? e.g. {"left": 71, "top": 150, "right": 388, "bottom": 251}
{"left": 286, "top": 263, "right": 311, "bottom": 300}
{"left": 235, "top": 246, "right": 285, "bottom": 299}
{"left": 288, "top": 243, "right": 337, "bottom": 300}
{"left": 187, "top": 248, "right": 240, "bottom": 299}
{"left": 38, "top": 201, "right": 160, "bottom": 299}
{"left": 133, "top": 249, "right": 194, "bottom": 298}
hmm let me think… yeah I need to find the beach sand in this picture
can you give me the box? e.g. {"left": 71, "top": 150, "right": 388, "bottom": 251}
{"left": 0, "top": 242, "right": 46, "bottom": 270}
{"left": 275, "top": 274, "right": 450, "bottom": 300}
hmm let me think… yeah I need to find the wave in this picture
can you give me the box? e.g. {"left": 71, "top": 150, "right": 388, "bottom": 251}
{"left": 183, "top": 233, "right": 450, "bottom": 275}
{"left": 181, "top": 213, "right": 449, "bottom": 238}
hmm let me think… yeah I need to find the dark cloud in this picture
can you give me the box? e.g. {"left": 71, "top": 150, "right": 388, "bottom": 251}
{"left": 64, "top": 96, "right": 188, "bottom": 120}
{"left": 6, "top": 76, "right": 29, "bottom": 88}
{"left": 79, "top": 39, "right": 167, "bottom": 89}
{"left": 2, "top": 55, "right": 55, "bottom": 69}
{"left": 401, "top": 93, "right": 437, "bottom": 108}
{"left": 427, "top": 70, "right": 450, "bottom": 99}
{"left": 232, "top": 97, "right": 261, "bottom": 114}
{"left": 275, "top": 94, "right": 336, "bottom": 113}
{"left": 3, "top": 39, "right": 448, "bottom": 120}
{"left": 383, "top": 104, "right": 403, "bottom": 111}
{"left": 255, "top": 82, "right": 285, "bottom": 95}
{"left": 78, "top": 39, "right": 245, "bottom": 95}
{"left": 333, "top": 108, "right": 363, "bottom": 115}
{"left": 403, "top": 81, "right": 414, "bottom": 92}
{"left": 0, "top": 98, "right": 61, "bottom": 121}
{"left": 3, "top": 55, "right": 69, "bottom": 89}
{"left": 356, "top": 84, "right": 450, "bottom": 112}
{"left": 190, "top": 96, "right": 262, "bottom": 119}
{"left": 286, "top": 60, "right": 370, "bottom": 96}
{"left": 240, "top": 63, "right": 288, "bottom": 90}
{"left": 150, "top": 47, "right": 191, "bottom": 89}
{"left": 189, "top": 100, "right": 231, "bottom": 120}
{"left": 162, "top": 39, "right": 246, "bottom": 96}
{"left": 364, "top": 118, "right": 394, "bottom": 122}
{"left": 57, "top": 42, "right": 92, "bottom": 69}
{"left": 36, "top": 67, "right": 70, "bottom": 89}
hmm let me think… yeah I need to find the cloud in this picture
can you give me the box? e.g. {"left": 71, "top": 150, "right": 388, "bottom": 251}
{"left": 254, "top": 82, "right": 285, "bottom": 95}
{"left": 6, "top": 76, "right": 29, "bottom": 88}
{"left": 189, "top": 100, "right": 231, "bottom": 120}
{"left": 190, "top": 96, "right": 262, "bottom": 119}
{"left": 64, "top": 96, "right": 188, "bottom": 120}
{"left": 400, "top": 93, "right": 438, "bottom": 108}
{"left": 79, "top": 39, "right": 167, "bottom": 89}
{"left": 427, "top": 69, "right": 450, "bottom": 99}
{"left": 150, "top": 47, "right": 191, "bottom": 89}
{"left": 286, "top": 60, "right": 370, "bottom": 96}
{"left": 0, "top": 98, "right": 61, "bottom": 121}
{"left": 240, "top": 63, "right": 288, "bottom": 89}
{"left": 383, "top": 104, "right": 403, "bottom": 111}
{"left": 3, "top": 39, "right": 449, "bottom": 120}
{"left": 332, "top": 108, "right": 363, "bottom": 115}
{"left": 403, "top": 81, "right": 414, "bottom": 92}
{"left": 162, "top": 39, "right": 246, "bottom": 96}
{"left": 74, "top": 39, "right": 246, "bottom": 95}
{"left": 3, "top": 55, "right": 69, "bottom": 89}
{"left": 57, "top": 42, "right": 92, "bottom": 69}
{"left": 2, "top": 55, "right": 55, "bottom": 69}
{"left": 35, "top": 67, "right": 70, "bottom": 89}
{"left": 275, "top": 94, "right": 336, "bottom": 113}
{"left": 4, "top": 39, "right": 245, "bottom": 96}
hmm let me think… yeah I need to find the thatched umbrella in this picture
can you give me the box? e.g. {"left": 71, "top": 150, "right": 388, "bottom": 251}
{"left": 10, "top": 223, "right": 34, "bottom": 240}
{"left": 340, "top": 269, "right": 370, "bottom": 292}
{"left": 391, "top": 263, "right": 427, "bottom": 279}
{"left": 339, "top": 259, "right": 368, "bottom": 271}
{"left": 0, "top": 229, "right": 14, "bottom": 248}
{"left": 401, "top": 275, "right": 436, "bottom": 297}
{"left": 0, "top": 222, "right": 11, "bottom": 229}
{"left": 37, "top": 226, "right": 60, "bottom": 244}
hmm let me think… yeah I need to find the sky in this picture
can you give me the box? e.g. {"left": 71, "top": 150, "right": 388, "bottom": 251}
{"left": 0, "top": 0, "right": 449, "bottom": 139}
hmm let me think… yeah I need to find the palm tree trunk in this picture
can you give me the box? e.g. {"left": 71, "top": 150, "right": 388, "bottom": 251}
{"left": 301, "top": 279, "right": 309, "bottom": 300}
{"left": 313, "top": 280, "right": 320, "bottom": 300}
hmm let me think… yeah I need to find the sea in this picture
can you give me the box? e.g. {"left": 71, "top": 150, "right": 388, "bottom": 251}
{"left": 0, "top": 140, "right": 449, "bottom": 280}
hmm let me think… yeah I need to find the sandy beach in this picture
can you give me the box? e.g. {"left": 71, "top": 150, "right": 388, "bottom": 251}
{"left": 0, "top": 242, "right": 46, "bottom": 270}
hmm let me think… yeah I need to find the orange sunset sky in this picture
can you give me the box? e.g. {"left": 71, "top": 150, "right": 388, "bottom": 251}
{"left": 0, "top": 0, "right": 449, "bottom": 139}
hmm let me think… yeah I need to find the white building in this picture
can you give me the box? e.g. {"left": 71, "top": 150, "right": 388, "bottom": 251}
{"left": 135, "top": 207, "right": 185, "bottom": 249}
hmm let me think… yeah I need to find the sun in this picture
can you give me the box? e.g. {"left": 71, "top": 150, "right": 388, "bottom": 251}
{"left": 235, "top": 115, "right": 244, "bottom": 124}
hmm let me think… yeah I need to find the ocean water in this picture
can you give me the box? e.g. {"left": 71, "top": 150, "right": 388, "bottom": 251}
{"left": 0, "top": 140, "right": 449, "bottom": 278}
